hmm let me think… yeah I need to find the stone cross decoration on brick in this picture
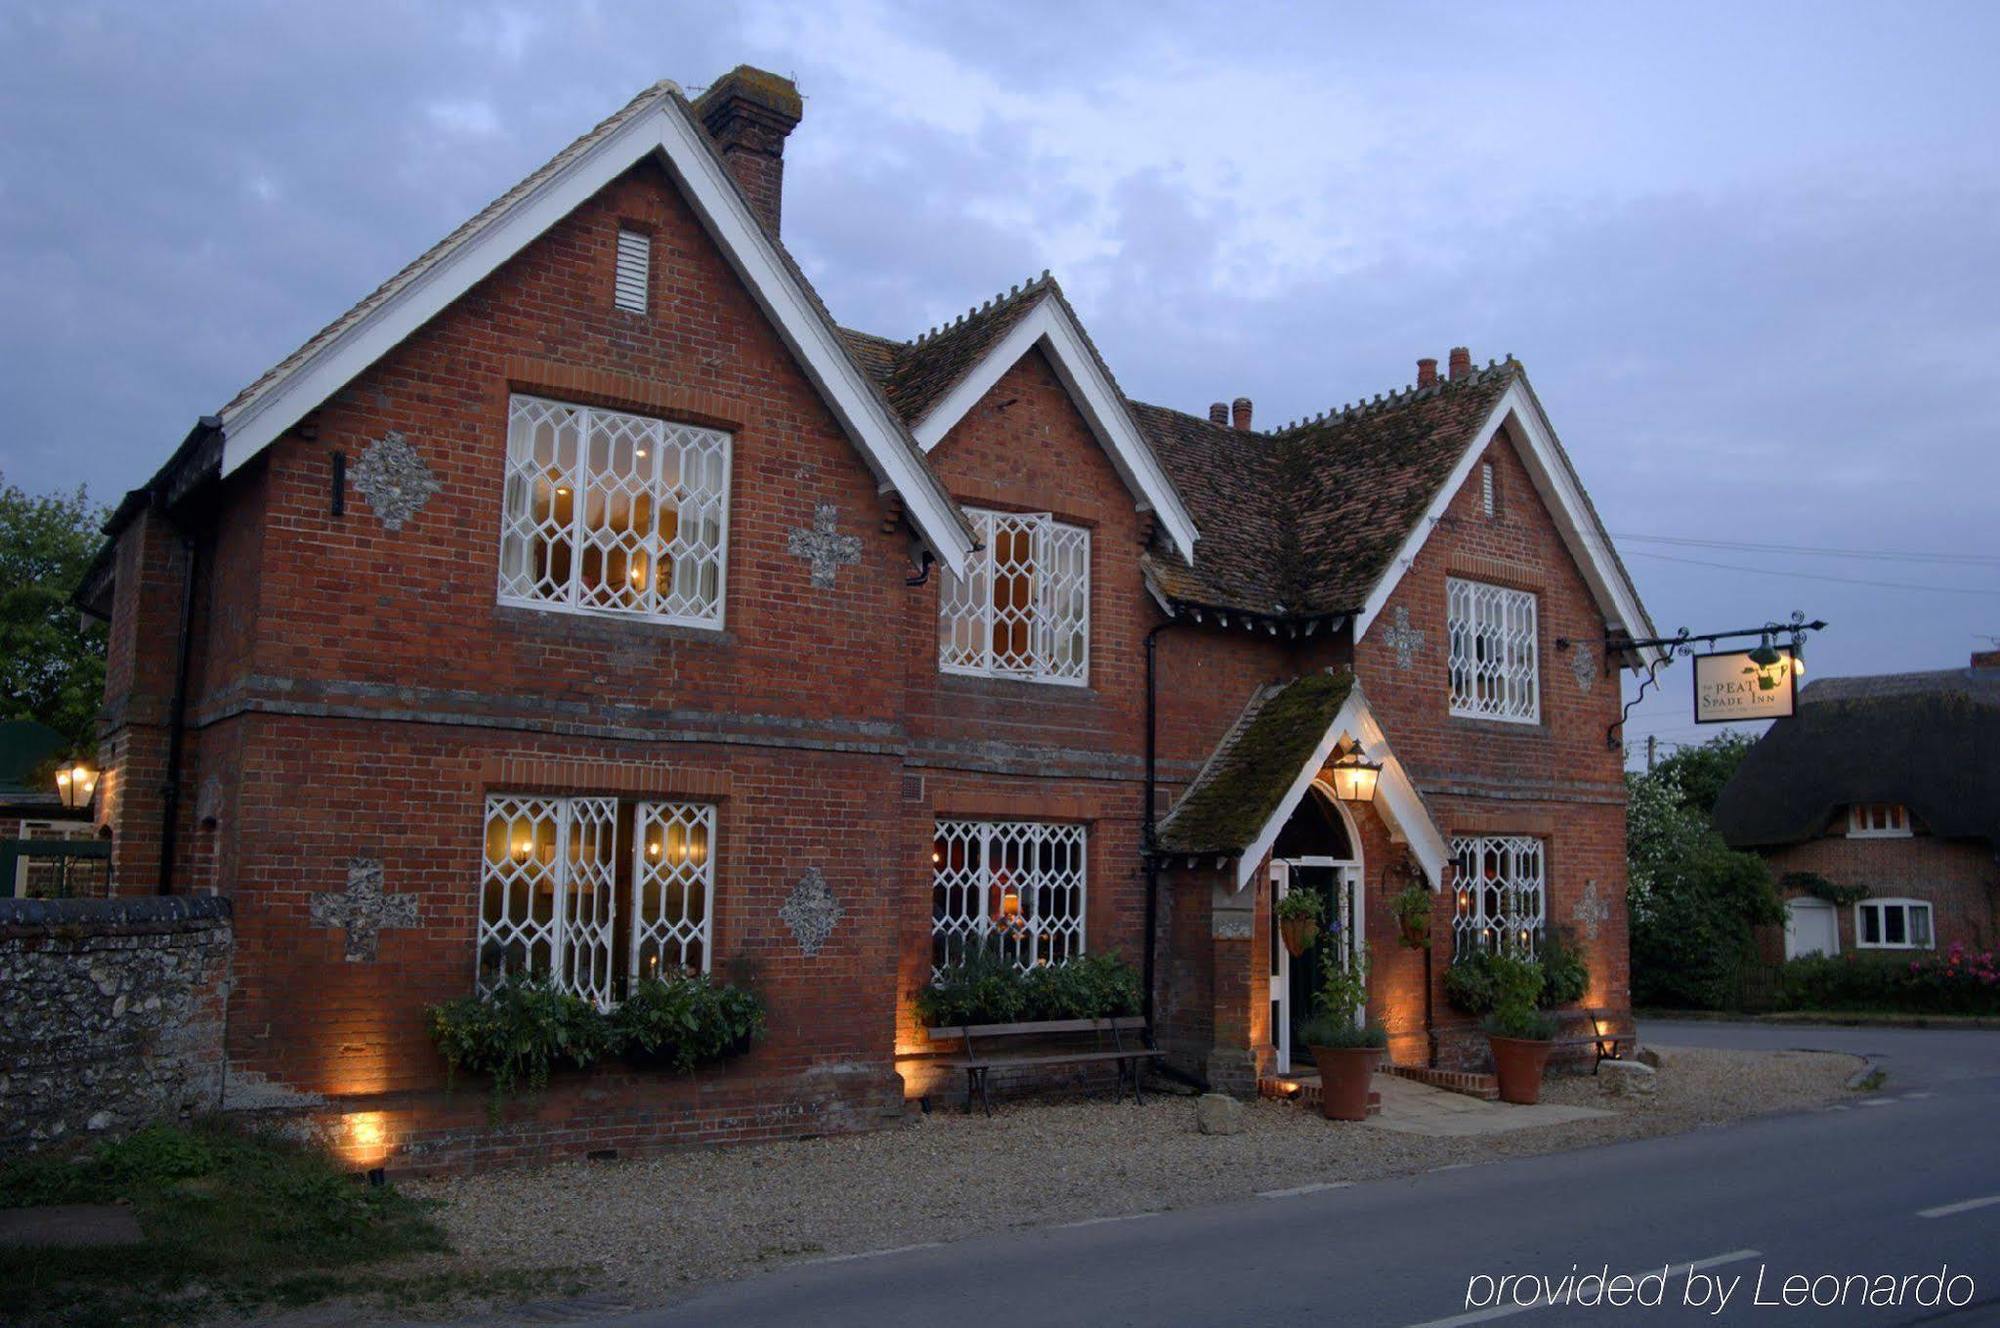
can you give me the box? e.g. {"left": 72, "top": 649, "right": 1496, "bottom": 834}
{"left": 1383, "top": 606, "right": 1426, "bottom": 670}
{"left": 309, "top": 858, "right": 421, "bottom": 963}
{"left": 351, "top": 431, "right": 441, "bottom": 532}
{"left": 779, "top": 866, "right": 843, "bottom": 957}
{"left": 787, "top": 503, "right": 862, "bottom": 589}
{"left": 1571, "top": 641, "right": 1598, "bottom": 694}
{"left": 1571, "top": 879, "right": 1611, "bottom": 940}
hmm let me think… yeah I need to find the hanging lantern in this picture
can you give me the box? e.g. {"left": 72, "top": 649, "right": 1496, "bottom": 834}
{"left": 1328, "top": 745, "right": 1381, "bottom": 803}
{"left": 54, "top": 759, "right": 99, "bottom": 812}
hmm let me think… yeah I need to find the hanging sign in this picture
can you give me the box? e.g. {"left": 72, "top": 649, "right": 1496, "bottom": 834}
{"left": 1692, "top": 646, "right": 1798, "bottom": 723}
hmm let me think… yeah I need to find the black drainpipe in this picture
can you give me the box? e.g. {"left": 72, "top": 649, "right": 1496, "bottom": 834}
{"left": 156, "top": 530, "right": 199, "bottom": 895}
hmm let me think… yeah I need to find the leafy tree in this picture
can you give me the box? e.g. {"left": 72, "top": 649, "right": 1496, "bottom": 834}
{"left": 0, "top": 474, "right": 108, "bottom": 748}
{"left": 1626, "top": 734, "right": 1781, "bottom": 1009}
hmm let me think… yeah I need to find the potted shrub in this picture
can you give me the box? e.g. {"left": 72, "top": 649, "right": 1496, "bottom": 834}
{"left": 1481, "top": 953, "right": 1558, "bottom": 1104}
{"left": 1299, "top": 943, "right": 1386, "bottom": 1121}
{"left": 1390, "top": 883, "right": 1433, "bottom": 949}
{"left": 1274, "top": 889, "right": 1324, "bottom": 957}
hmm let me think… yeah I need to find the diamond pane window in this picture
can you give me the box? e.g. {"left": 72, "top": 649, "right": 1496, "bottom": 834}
{"left": 1447, "top": 578, "right": 1539, "bottom": 722}
{"left": 478, "top": 795, "right": 715, "bottom": 1006}
{"left": 937, "top": 509, "right": 1089, "bottom": 684}
{"left": 1450, "top": 834, "right": 1546, "bottom": 960}
{"left": 931, "top": 819, "right": 1086, "bottom": 976}
{"left": 500, "top": 394, "right": 730, "bottom": 627}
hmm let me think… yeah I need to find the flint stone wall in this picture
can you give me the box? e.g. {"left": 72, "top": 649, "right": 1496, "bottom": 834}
{"left": 0, "top": 895, "right": 232, "bottom": 1152}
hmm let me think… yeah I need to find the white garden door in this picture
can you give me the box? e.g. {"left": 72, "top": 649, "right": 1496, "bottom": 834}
{"left": 1785, "top": 898, "right": 1839, "bottom": 959}
{"left": 1269, "top": 857, "right": 1364, "bottom": 1075}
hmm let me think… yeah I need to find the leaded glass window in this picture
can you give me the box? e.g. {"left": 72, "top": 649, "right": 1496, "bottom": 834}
{"left": 931, "top": 820, "right": 1086, "bottom": 976}
{"left": 938, "top": 510, "right": 1089, "bottom": 683}
{"left": 1447, "top": 578, "right": 1539, "bottom": 722}
{"left": 1450, "top": 834, "right": 1546, "bottom": 960}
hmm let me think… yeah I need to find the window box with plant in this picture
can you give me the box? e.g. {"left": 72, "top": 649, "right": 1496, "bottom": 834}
{"left": 1296, "top": 941, "right": 1386, "bottom": 1122}
{"left": 913, "top": 943, "right": 1143, "bottom": 1029}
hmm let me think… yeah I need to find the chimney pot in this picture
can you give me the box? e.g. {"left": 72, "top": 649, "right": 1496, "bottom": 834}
{"left": 1973, "top": 649, "right": 2000, "bottom": 670}
{"left": 694, "top": 65, "right": 803, "bottom": 235}
{"left": 1417, "top": 357, "right": 1438, "bottom": 389}
{"left": 1208, "top": 402, "right": 1228, "bottom": 425}
{"left": 1448, "top": 346, "right": 1472, "bottom": 380}
{"left": 1231, "top": 397, "right": 1253, "bottom": 431}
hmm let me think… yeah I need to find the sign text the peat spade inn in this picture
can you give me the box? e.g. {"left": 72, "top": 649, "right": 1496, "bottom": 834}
{"left": 1693, "top": 646, "right": 1799, "bottom": 724}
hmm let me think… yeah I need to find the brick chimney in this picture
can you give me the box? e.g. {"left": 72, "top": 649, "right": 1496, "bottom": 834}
{"left": 1448, "top": 346, "right": 1472, "bottom": 380}
{"left": 1209, "top": 402, "right": 1228, "bottom": 425}
{"left": 1231, "top": 397, "right": 1253, "bottom": 431}
{"left": 694, "top": 66, "right": 803, "bottom": 235}
{"left": 1417, "top": 357, "right": 1438, "bottom": 389}
{"left": 1974, "top": 649, "right": 2000, "bottom": 670}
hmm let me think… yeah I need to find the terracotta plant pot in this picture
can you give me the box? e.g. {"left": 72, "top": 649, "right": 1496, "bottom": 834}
{"left": 1488, "top": 1034, "right": 1553, "bottom": 1105}
{"left": 1308, "top": 1044, "right": 1380, "bottom": 1121}
{"left": 1280, "top": 916, "right": 1319, "bottom": 956}
{"left": 1397, "top": 919, "right": 1429, "bottom": 950}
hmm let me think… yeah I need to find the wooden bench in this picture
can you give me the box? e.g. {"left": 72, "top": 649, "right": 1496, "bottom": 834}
{"left": 925, "top": 1016, "right": 1164, "bottom": 1116}
{"left": 1552, "top": 1007, "right": 1634, "bottom": 1072}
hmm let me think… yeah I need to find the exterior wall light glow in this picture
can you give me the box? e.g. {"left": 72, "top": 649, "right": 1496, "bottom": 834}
{"left": 1328, "top": 747, "right": 1381, "bottom": 803}
{"left": 55, "top": 760, "right": 99, "bottom": 811}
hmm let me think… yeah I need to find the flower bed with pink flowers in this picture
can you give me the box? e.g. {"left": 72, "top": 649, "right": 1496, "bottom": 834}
{"left": 1778, "top": 944, "right": 2000, "bottom": 1015}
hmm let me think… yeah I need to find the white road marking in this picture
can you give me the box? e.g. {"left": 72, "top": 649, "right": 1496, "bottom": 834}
{"left": 1396, "top": 1249, "right": 1763, "bottom": 1328}
{"left": 807, "top": 1241, "right": 945, "bottom": 1265}
{"left": 1057, "top": 1211, "right": 1163, "bottom": 1229}
{"left": 1918, "top": 1194, "right": 2000, "bottom": 1219}
{"left": 1859, "top": 1097, "right": 1896, "bottom": 1107}
{"left": 1257, "top": 1181, "right": 1354, "bottom": 1199}
{"left": 1901, "top": 1091, "right": 1935, "bottom": 1100}
{"left": 1430, "top": 1162, "right": 1474, "bottom": 1172}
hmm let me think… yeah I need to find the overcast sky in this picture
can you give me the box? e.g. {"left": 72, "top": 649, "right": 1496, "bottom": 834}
{"left": 3, "top": 2, "right": 1996, "bottom": 756}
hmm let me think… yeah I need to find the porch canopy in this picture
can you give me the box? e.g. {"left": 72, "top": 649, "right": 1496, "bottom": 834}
{"left": 1156, "top": 669, "right": 1447, "bottom": 892}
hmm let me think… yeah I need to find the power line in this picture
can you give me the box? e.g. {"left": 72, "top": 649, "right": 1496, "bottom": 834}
{"left": 1624, "top": 550, "right": 2000, "bottom": 597}
{"left": 1611, "top": 532, "right": 2000, "bottom": 567}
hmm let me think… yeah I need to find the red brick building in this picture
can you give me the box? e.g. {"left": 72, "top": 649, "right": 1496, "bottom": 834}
{"left": 1714, "top": 653, "right": 2000, "bottom": 962}
{"left": 77, "top": 68, "right": 1658, "bottom": 1169}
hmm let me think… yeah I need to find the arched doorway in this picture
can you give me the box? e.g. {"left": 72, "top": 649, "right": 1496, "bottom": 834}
{"left": 1268, "top": 781, "right": 1364, "bottom": 1073}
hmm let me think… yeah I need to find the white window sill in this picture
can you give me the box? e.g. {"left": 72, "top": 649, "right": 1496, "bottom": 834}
{"left": 498, "top": 593, "right": 725, "bottom": 634}
{"left": 939, "top": 663, "right": 1089, "bottom": 689}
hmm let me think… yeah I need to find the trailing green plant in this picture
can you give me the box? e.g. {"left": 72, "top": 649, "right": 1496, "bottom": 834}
{"left": 1782, "top": 870, "right": 1869, "bottom": 909}
{"left": 1298, "top": 1014, "right": 1387, "bottom": 1049}
{"left": 1389, "top": 883, "right": 1433, "bottom": 948}
{"left": 1273, "top": 890, "right": 1325, "bottom": 925}
{"left": 1444, "top": 950, "right": 1500, "bottom": 1015}
{"left": 1535, "top": 928, "right": 1590, "bottom": 1009}
{"left": 426, "top": 977, "right": 609, "bottom": 1105}
{"left": 914, "top": 942, "right": 1144, "bottom": 1026}
{"left": 609, "top": 972, "right": 766, "bottom": 1072}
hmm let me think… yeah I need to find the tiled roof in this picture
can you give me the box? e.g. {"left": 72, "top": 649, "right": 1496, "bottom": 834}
{"left": 1155, "top": 669, "right": 1356, "bottom": 855}
{"left": 843, "top": 275, "right": 1054, "bottom": 422}
{"left": 1713, "top": 664, "right": 2000, "bottom": 848}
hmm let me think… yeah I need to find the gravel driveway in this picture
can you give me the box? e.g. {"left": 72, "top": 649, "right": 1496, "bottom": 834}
{"left": 401, "top": 1044, "right": 1857, "bottom": 1305}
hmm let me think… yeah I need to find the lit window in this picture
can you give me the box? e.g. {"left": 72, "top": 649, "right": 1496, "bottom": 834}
{"left": 1447, "top": 578, "right": 1539, "bottom": 721}
{"left": 1856, "top": 898, "right": 1933, "bottom": 950}
{"left": 1450, "top": 835, "right": 1545, "bottom": 960}
{"left": 613, "top": 229, "right": 651, "bottom": 313}
{"left": 499, "top": 395, "right": 730, "bottom": 627}
{"left": 479, "top": 795, "right": 715, "bottom": 1006}
{"left": 931, "top": 820, "right": 1086, "bottom": 975}
{"left": 937, "top": 509, "right": 1089, "bottom": 683}
{"left": 1846, "top": 803, "right": 1912, "bottom": 838}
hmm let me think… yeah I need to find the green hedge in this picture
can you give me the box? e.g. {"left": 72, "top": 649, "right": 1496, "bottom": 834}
{"left": 1778, "top": 945, "right": 2000, "bottom": 1015}
{"left": 915, "top": 945, "right": 1142, "bottom": 1027}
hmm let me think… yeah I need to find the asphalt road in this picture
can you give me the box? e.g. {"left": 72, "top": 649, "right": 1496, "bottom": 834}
{"left": 598, "top": 1021, "right": 2000, "bottom": 1328}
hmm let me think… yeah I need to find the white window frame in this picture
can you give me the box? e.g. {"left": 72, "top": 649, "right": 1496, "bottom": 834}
{"left": 1450, "top": 834, "right": 1546, "bottom": 960}
{"left": 937, "top": 508, "right": 1090, "bottom": 685}
{"left": 1447, "top": 578, "right": 1540, "bottom": 723}
{"left": 930, "top": 819, "right": 1087, "bottom": 977}
{"left": 478, "top": 794, "right": 716, "bottom": 1007}
{"left": 498, "top": 394, "right": 732, "bottom": 630}
{"left": 1856, "top": 898, "right": 1934, "bottom": 950}
{"left": 1846, "top": 803, "right": 1912, "bottom": 839}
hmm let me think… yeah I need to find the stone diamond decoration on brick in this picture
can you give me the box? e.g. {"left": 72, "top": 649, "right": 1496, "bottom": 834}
{"left": 351, "top": 431, "right": 441, "bottom": 532}
{"left": 309, "top": 858, "right": 420, "bottom": 962}
{"left": 1571, "top": 879, "right": 1611, "bottom": 941}
{"left": 1571, "top": 641, "right": 1598, "bottom": 693}
{"left": 787, "top": 503, "right": 862, "bottom": 589}
{"left": 1383, "top": 606, "right": 1426, "bottom": 670}
{"left": 780, "top": 866, "right": 843, "bottom": 957}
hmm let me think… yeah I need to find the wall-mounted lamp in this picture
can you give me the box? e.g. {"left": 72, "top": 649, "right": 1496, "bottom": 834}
{"left": 55, "top": 759, "right": 100, "bottom": 812}
{"left": 1328, "top": 746, "right": 1381, "bottom": 803}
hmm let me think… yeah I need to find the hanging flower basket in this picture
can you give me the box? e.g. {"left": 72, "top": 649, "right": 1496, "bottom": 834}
{"left": 1280, "top": 915, "right": 1320, "bottom": 956}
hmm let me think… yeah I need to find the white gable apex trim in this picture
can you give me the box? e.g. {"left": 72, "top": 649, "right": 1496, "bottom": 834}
{"left": 215, "top": 89, "right": 975, "bottom": 575}
{"left": 1351, "top": 379, "right": 1660, "bottom": 668}
{"left": 908, "top": 297, "right": 1200, "bottom": 563}
{"left": 1232, "top": 682, "right": 1447, "bottom": 893}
